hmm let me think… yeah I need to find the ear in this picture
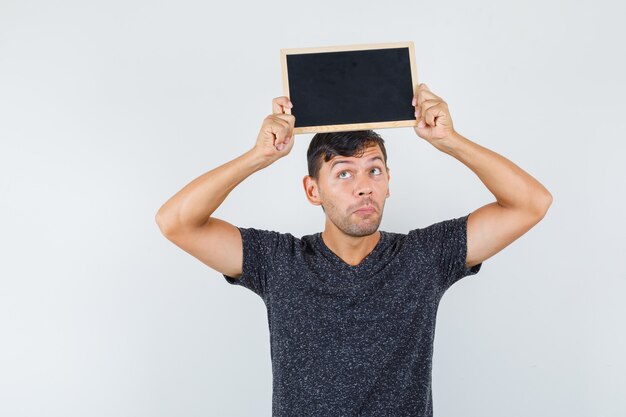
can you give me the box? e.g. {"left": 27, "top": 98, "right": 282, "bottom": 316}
{"left": 386, "top": 168, "right": 391, "bottom": 198}
{"left": 303, "top": 175, "right": 323, "bottom": 206}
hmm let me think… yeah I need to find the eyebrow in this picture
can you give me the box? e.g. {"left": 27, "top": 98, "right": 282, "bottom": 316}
{"left": 330, "top": 156, "right": 384, "bottom": 171}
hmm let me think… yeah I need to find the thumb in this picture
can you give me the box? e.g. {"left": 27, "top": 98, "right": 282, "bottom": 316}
{"left": 276, "top": 135, "right": 293, "bottom": 151}
{"left": 414, "top": 119, "right": 431, "bottom": 137}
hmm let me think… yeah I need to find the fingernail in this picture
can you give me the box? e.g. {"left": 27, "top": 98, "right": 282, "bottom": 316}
{"left": 411, "top": 97, "right": 416, "bottom": 106}
{"left": 418, "top": 120, "right": 426, "bottom": 128}
{"left": 277, "top": 144, "right": 284, "bottom": 150}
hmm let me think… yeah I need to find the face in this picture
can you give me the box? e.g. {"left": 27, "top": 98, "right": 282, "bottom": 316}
{"left": 303, "top": 144, "right": 390, "bottom": 237}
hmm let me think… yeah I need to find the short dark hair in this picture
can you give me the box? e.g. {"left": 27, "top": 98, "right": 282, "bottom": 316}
{"left": 306, "top": 130, "right": 388, "bottom": 181}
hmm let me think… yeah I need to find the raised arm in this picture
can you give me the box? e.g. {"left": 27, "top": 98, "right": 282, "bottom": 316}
{"left": 155, "top": 97, "right": 295, "bottom": 278}
{"left": 412, "top": 83, "right": 553, "bottom": 268}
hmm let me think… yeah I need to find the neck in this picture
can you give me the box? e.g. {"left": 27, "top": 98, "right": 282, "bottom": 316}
{"left": 321, "top": 226, "right": 381, "bottom": 266}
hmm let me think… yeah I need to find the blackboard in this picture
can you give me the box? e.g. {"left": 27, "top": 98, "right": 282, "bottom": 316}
{"left": 280, "top": 41, "right": 419, "bottom": 134}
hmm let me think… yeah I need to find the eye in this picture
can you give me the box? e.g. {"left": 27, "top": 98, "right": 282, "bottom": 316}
{"left": 338, "top": 171, "right": 351, "bottom": 179}
{"left": 371, "top": 167, "right": 382, "bottom": 175}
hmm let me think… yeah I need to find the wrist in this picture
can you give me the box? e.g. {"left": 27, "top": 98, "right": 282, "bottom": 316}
{"left": 437, "top": 131, "right": 466, "bottom": 155}
{"left": 244, "top": 148, "right": 272, "bottom": 171}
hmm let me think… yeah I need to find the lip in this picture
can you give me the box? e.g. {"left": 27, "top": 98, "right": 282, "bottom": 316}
{"left": 354, "top": 206, "right": 376, "bottom": 214}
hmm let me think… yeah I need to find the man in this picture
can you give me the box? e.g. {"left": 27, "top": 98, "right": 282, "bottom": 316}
{"left": 156, "top": 83, "right": 553, "bottom": 416}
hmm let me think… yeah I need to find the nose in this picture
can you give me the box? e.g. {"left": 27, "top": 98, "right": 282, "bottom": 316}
{"left": 355, "top": 174, "right": 373, "bottom": 196}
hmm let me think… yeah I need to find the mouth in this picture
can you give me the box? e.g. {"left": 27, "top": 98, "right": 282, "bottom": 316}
{"left": 354, "top": 205, "right": 376, "bottom": 215}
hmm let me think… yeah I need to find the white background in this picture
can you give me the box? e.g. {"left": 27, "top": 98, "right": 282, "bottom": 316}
{"left": 1, "top": 0, "right": 624, "bottom": 416}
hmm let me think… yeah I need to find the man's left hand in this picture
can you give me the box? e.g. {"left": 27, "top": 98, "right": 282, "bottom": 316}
{"left": 412, "top": 83, "right": 457, "bottom": 150}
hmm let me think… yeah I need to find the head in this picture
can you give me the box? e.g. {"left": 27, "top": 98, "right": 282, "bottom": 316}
{"left": 303, "top": 130, "right": 391, "bottom": 237}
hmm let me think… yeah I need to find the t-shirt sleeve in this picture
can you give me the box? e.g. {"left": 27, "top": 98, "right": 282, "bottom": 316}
{"left": 418, "top": 213, "right": 482, "bottom": 291}
{"left": 222, "top": 226, "right": 281, "bottom": 300}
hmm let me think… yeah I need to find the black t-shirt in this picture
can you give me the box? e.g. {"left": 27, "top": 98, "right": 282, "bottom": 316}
{"left": 223, "top": 213, "right": 482, "bottom": 417}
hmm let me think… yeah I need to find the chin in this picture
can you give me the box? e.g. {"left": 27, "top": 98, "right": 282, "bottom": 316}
{"left": 346, "top": 222, "right": 380, "bottom": 237}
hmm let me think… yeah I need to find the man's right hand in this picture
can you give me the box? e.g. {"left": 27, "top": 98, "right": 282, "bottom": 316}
{"left": 252, "top": 96, "right": 296, "bottom": 167}
{"left": 157, "top": 97, "right": 296, "bottom": 280}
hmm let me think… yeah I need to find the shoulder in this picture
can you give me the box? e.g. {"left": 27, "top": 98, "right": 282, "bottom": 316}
{"left": 408, "top": 214, "right": 469, "bottom": 239}
{"left": 404, "top": 215, "right": 471, "bottom": 257}
{"left": 237, "top": 226, "right": 305, "bottom": 252}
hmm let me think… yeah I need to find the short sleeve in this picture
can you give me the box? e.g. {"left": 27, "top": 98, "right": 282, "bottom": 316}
{"left": 419, "top": 213, "right": 482, "bottom": 291}
{"left": 222, "top": 226, "right": 281, "bottom": 300}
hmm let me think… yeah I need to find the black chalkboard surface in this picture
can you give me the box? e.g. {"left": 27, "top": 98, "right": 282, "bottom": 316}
{"left": 280, "top": 41, "right": 418, "bottom": 134}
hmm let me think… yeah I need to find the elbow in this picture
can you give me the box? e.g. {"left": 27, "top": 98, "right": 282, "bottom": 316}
{"left": 155, "top": 207, "right": 179, "bottom": 236}
{"left": 540, "top": 189, "right": 554, "bottom": 211}
{"left": 155, "top": 211, "right": 165, "bottom": 231}
{"left": 531, "top": 190, "right": 553, "bottom": 219}
{"left": 155, "top": 212, "right": 169, "bottom": 235}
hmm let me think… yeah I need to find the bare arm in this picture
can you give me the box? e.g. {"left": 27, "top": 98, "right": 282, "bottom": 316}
{"left": 156, "top": 149, "right": 267, "bottom": 233}
{"left": 156, "top": 97, "right": 295, "bottom": 278}
{"left": 439, "top": 132, "right": 552, "bottom": 268}
{"left": 412, "top": 83, "right": 553, "bottom": 268}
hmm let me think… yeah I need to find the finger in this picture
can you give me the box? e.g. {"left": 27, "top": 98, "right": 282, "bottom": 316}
{"left": 416, "top": 99, "right": 438, "bottom": 123}
{"left": 424, "top": 102, "right": 447, "bottom": 127}
{"left": 416, "top": 119, "right": 428, "bottom": 130}
{"left": 419, "top": 99, "right": 439, "bottom": 113}
{"left": 276, "top": 132, "right": 293, "bottom": 151}
{"left": 415, "top": 115, "right": 430, "bottom": 131}
{"left": 264, "top": 117, "right": 289, "bottom": 140}
{"left": 417, "top": 91, "right": 441, "bottom": 108}
{"left": 266, "top": 122, "right": 290, "bottom": 151}
{"left": 273, "top": 114, "right": 295, "bottom": 142}
{"left": 413, "top": 83, "right": 425, "bottom": 106}
{"left": 272, "top": 96, "right": 292, "bottom": 114}
{"left": 414, "top": 83, "right": 441, "bottom": 107}
{"left": 272, "top": 96, "right": 293, "bottom": 115}
{"left": 414, "top": 90, "right": 438, "bottom": 108}
{"left": 273, "top": 113, "right": 295, "bottom": 124}
{"left": 266, "top": 114, "right": 290, "bottom": 131}
{"left": 271, "top": 119, "right": 292, "bottom": 145}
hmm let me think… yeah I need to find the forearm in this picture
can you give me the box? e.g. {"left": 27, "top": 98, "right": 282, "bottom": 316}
{"left": 156, "top": 148, "right": 267, "bottom": 233}
{"left": 439, "top": 132, "right": 553, "bottom": 213}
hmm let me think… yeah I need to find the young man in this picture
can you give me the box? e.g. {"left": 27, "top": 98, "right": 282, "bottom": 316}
{"left": 156, "top": 83, "right": 553, "bottom": 416}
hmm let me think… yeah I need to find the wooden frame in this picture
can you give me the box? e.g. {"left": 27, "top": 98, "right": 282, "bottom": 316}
{"left": 280, "top": 41, "right": 419, "bottom": 134}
